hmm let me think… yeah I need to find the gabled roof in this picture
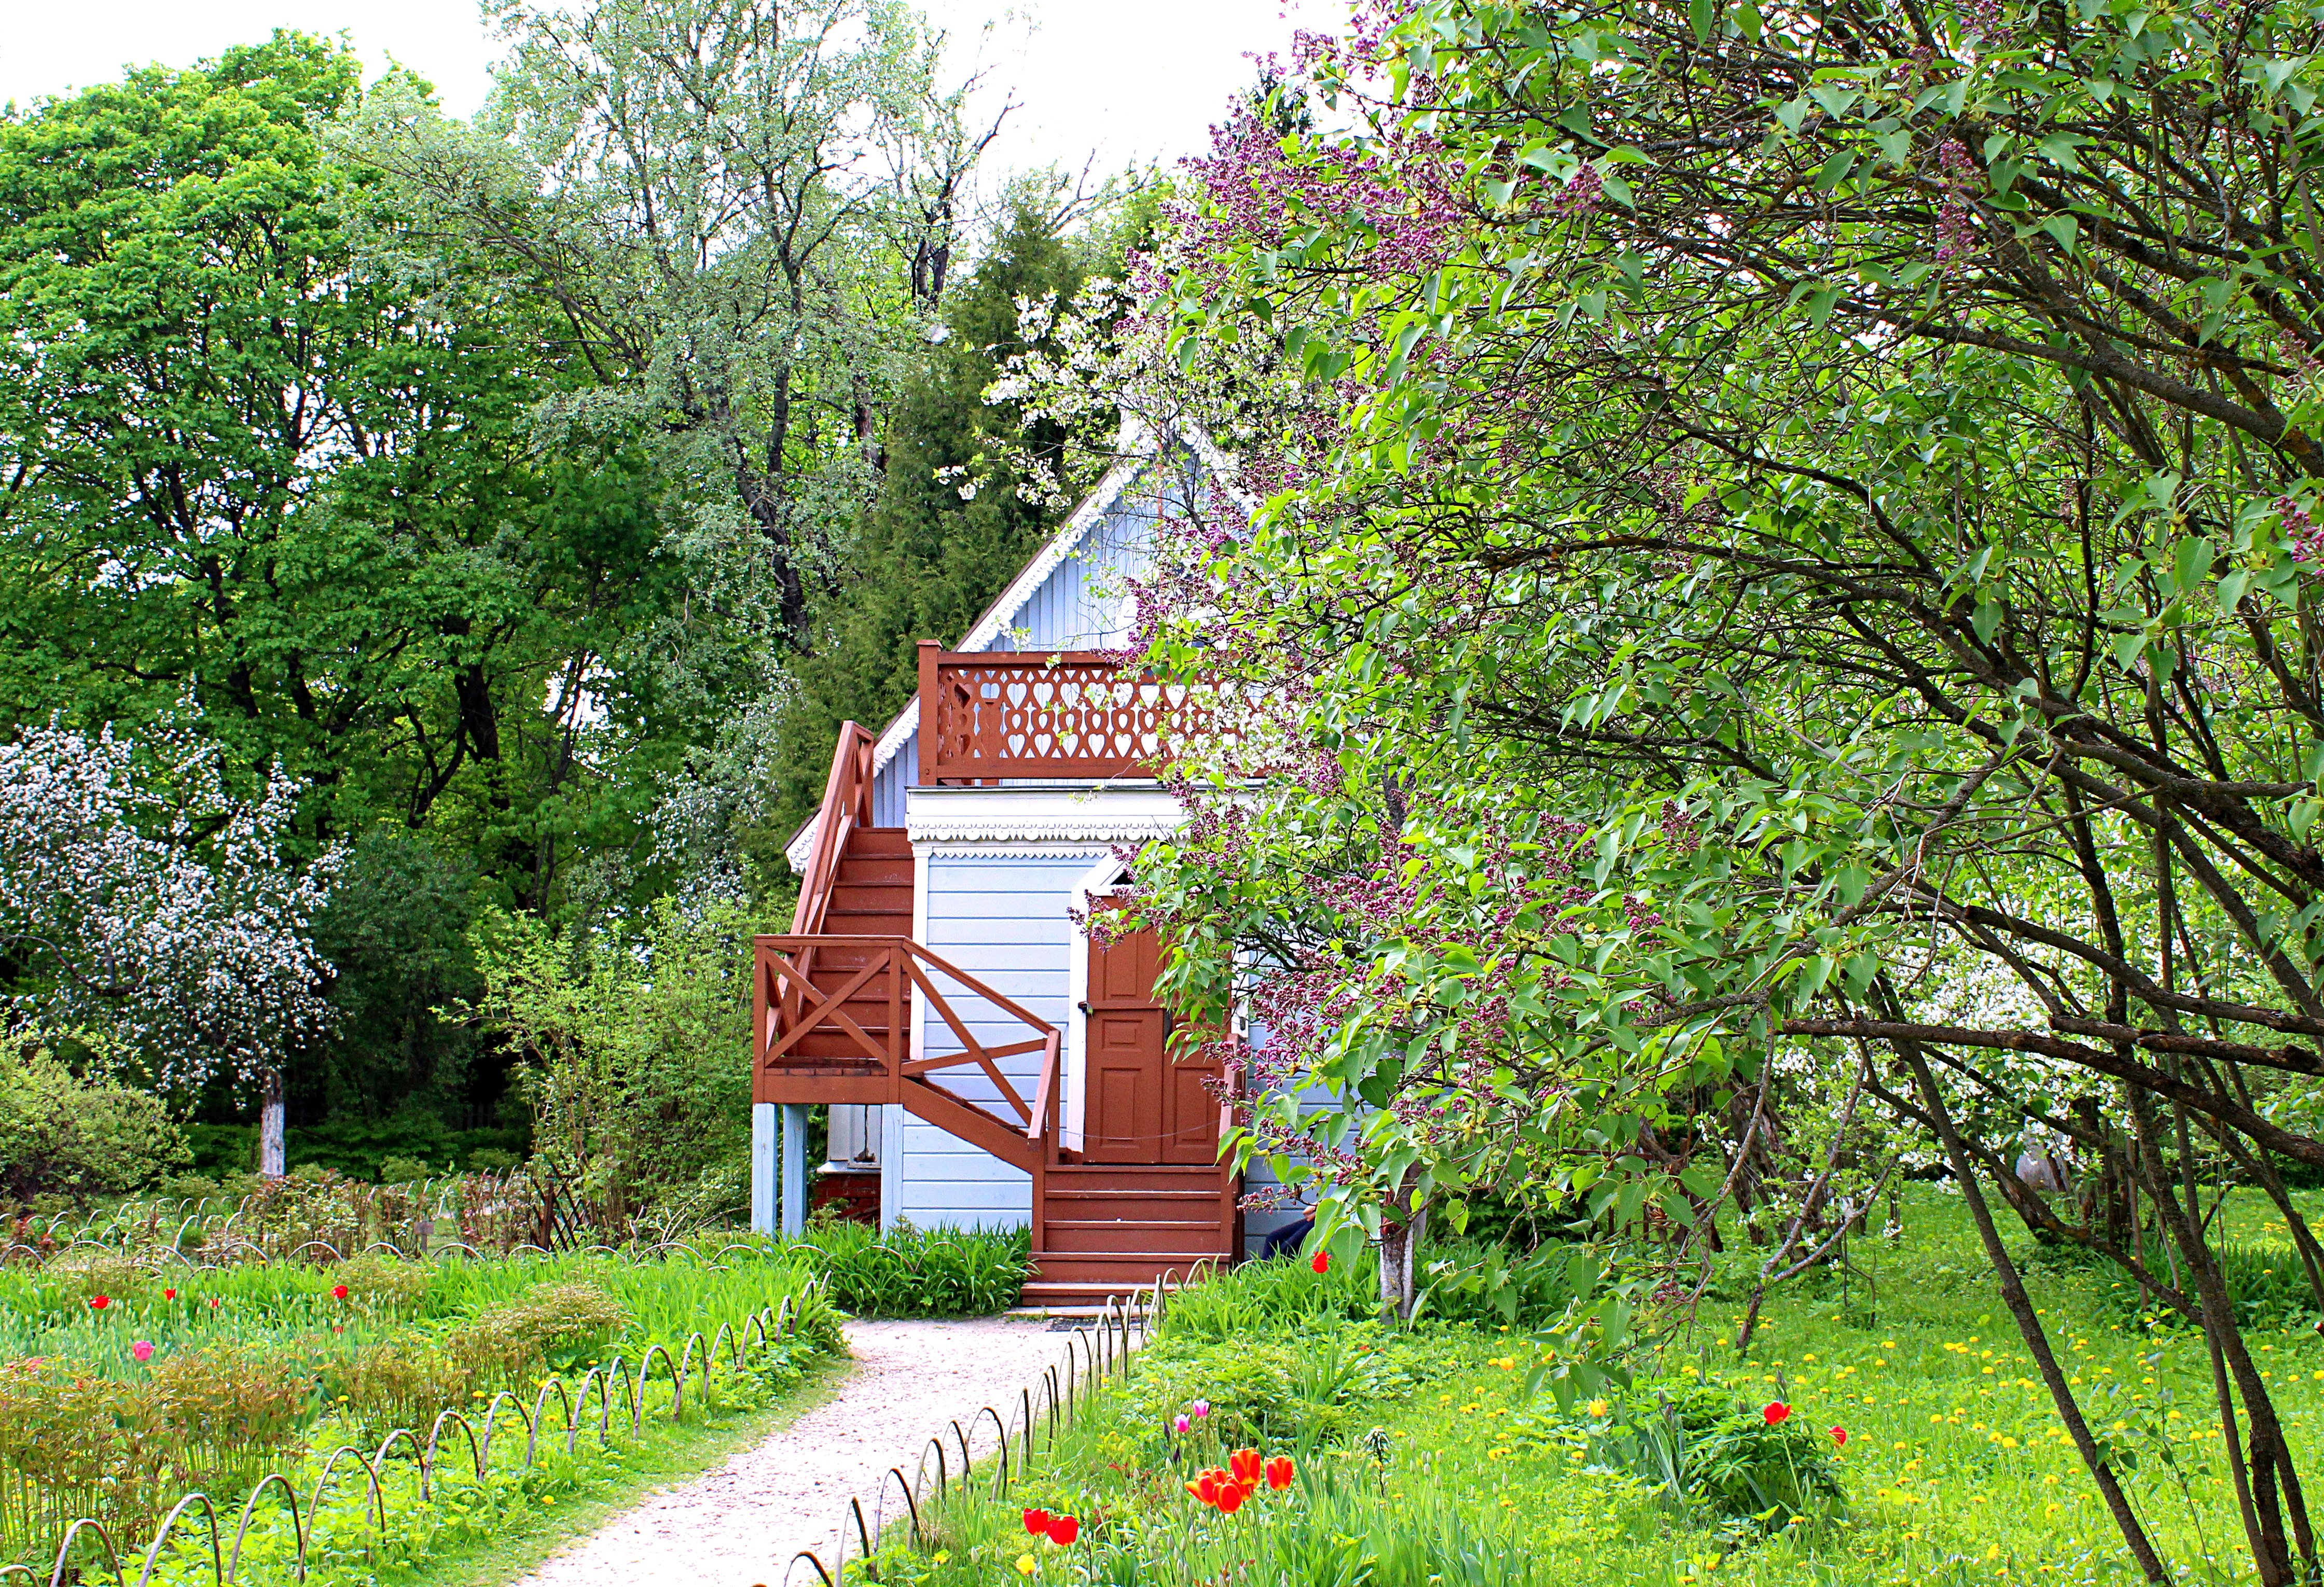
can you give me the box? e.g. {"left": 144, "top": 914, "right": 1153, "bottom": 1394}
{"left": 784, "top": 421, "right": 1231, "bottom": 871}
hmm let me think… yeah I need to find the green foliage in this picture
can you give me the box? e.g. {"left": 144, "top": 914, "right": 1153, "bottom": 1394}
{"left": 466, "top": 898, "right": 764, "bottom": 1223}
{"left": 1526, "top": 1381, "right": 1844, "bottom": 1534}
{"left": 308, "top": 830, "right": 488, "bottom": 1125}
{"left": 0, "top": 1039, "right": 189, "bottom": 1206}
{"left": 1417, "top": 1238, "right": 1608, "bottom": 1329}
{"left": 761, "top": 200, "right": 1125, "bottom": 855}
{"left": 1156, "top": 1248, "right": 1380, "bottom": 1344}
{"left": 780, "top": 1219, "right": 1031, "bottom": 1316}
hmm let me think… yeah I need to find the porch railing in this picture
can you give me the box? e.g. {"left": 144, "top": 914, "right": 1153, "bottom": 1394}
{"left": 917, "top": 642, "right": 1214, "bottom": 783}
{"left": 752, "top": 934, "right": 1062, "bottom": 1161}
{"left": 792, "top": 720, "right": 875, "bottom": 935}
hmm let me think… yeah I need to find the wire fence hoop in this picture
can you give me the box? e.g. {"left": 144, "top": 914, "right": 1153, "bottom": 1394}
{"left": 638, "top": 1342, "right": 681, "bottom": 1427}
{"left": 224, "top": 1471, "right": 306, "bottom": 1585}
{"left": 132, "top": 1491, "right": 220, "bottom": 1587}
{"left": 879, "top": 1465, "right": 923, "bottom": 1546}
{"left": 783, "top": 1550, "right": 835, "bottom": 1587}
{"left": 303, "top": 1445, "right": 385, "bottom": 1546}
{"left": 530, "top": 1376, "right": 577, "bottom": 1465}
{"left": 971, "top": 1405, "right": 1011, "bottom": 1495}
{"left": 476, "top": 1389, "right": 532, "bottom": 1471}
{"left": 422, "top": 1410, "right": 483, "bottom": 1502}
{"left": 916, "top": 1437, "right": 948, "bottom": 1501}
{"left": 47, "top": 1515, "right": 124, "bottom": 1587}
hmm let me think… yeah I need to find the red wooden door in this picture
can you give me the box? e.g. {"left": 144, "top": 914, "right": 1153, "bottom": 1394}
{"left": 1084, "top": 911, "right": 1220, "bottom": 1164}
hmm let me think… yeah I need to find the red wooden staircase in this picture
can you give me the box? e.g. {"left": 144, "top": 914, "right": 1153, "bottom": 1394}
{"left": 759, "top": 719, "right": 1240, "bottom": 1307}
{"left": 1025, "top": 1161, "right": 1237, "bottom": 1307}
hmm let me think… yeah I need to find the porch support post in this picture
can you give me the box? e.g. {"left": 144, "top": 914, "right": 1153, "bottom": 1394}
{"left": 781, "top": 1103, "right": 809, "bottom": 1236}
{"left": 751, "top": 1102, "right": 778, "bottom": 1235}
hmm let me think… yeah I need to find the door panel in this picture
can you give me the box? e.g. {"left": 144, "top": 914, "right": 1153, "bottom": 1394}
{"left": 1085, "top": 1009, "right": 1166, "bottom": 1162}
{"left": 1084, "top": 903, "right": 1222, "bottom": 1164}
{"left": 1163, "top": 1051, "right": 1223, "bottom": 1163}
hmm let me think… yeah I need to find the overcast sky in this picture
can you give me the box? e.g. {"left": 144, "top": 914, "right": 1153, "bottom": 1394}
{"left": 0, "top": 1, "right": 1330, "bottom": 186}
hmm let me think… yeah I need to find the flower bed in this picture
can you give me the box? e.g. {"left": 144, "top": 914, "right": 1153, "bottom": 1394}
{"left": 0, "top": 1246, "right": 838, "bottom": 1578}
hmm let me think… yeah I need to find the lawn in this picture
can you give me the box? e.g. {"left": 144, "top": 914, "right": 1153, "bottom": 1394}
{"left": 870, "top": 1184, "right": 2324, "bottom": 1586}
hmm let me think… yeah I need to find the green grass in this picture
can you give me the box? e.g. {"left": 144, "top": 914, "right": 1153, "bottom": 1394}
{"left": 361, "top": 1353, "right": 852, "bottom": 1587}
{"left": 866, "top": 1184, "right": 2324, "bottom": 1587}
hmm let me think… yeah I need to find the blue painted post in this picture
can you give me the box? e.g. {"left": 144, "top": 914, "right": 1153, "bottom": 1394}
{"left": 780, "top": 1103, "right": 808, "bottom": 1235}
{"left": 750, "top": 1103, "right": 778, "bottom": 1234}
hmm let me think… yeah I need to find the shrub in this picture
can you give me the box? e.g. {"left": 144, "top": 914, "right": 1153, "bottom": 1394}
{"left": 377, "top": 1156, "right": 433, "bottom": 1185}
{"left": 0, "top": 1040, "right": 189, "bottom": 1206}
{"left": 449, "top": 1281, "right": 631, "bottom": 1377}
{"left": 1524, "top": 1379, "right": 1843, "bottom": 1532}
{"left": 1116, "top": 1318, "right": 1449, "bottom": 1458}
{"left": 331, "top": 1254, "right": 432, "bottom": 1311}
{"left": 1156, "top": 1248, "right": 1376, "bottom": 1343}
{"left": 799, "top": 1221, "right": 1030, "bottom": 1316}
{"left": 465, "top": 1147, "right": 519, "bottom": 1174}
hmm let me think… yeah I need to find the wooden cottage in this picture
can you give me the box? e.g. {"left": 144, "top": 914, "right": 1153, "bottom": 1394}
{"left": 749, "top": 435, "right": 1294, "bottom": 1306}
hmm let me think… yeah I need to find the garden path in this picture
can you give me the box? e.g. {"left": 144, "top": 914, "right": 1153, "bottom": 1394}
{"left": 507, "top": 1315, "right": 1072, "bottom": 1587}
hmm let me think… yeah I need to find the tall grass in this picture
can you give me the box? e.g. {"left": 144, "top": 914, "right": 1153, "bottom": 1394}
{"left": 767, "top": 1221, "right": 1030, "bottom": 1316}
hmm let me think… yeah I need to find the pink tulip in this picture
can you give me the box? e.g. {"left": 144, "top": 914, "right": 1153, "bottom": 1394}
{"left": 131, "top": 1342, "right": 154, "bottom": 1365}
{"left": 1173, "top": 1414, "right": 1191, "bottom": 1433}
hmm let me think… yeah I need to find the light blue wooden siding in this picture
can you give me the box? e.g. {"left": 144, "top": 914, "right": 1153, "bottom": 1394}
{"left": 872, "top": 746, "right": 910, "bottom": 826}
{"left": 895, "top": 851, "right": 1106, "bottom": 1230}
{"left": 980, "top": 461, "right": 1189, "bottom": 655}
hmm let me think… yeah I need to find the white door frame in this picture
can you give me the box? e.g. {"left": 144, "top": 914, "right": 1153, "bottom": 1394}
{"left": 1066, "top": 852, "right": 1137, "bottom": 1156}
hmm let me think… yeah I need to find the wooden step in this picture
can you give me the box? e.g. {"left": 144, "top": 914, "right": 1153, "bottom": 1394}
{"left": 1043, "top": 1187, "right": 1221, "bottom": 1206}
{"left": 1043, "top": 1164, "right": 1228, "bottom": 1192}
{"left": 848, "top": 828, "right": 912, "bottom": 855}
{"left": 1042, "top": 1219, "right": 1232, "bottom": 1255}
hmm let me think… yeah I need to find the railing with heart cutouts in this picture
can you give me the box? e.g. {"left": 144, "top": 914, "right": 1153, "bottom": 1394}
{"left": 916, "top": 644, "right": 1218, "bottom": 783}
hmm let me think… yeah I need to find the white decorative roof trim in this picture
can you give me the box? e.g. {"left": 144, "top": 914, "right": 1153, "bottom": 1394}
{"left": 906, "top": 785, "right": 1187, "bottom": 850}
{"left": 785, "top": 419, "right": 1229, "bottom": 873}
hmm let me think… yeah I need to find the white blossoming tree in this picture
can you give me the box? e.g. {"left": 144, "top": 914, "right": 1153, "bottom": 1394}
{"left": 0, "top": 724, "right": 340, "bottom": 1175}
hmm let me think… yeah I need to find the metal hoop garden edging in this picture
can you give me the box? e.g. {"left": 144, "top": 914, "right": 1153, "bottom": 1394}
{"left": 19, "top": 1278, "right": 831, "bottom": 1587}
{"left": 784, "top": 1278, "right": 1163, "bottom": 1584}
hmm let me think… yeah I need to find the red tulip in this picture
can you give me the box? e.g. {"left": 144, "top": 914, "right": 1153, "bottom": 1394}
{"left": 1763, "top": 1401, "right": 1791, "bottom": 1426}
{"left": 1264, "top": 1455, "right": 1295, "bottom": 1489}
{"left": 1229, "top": 1447, "right": 1262, "bottom": 1486}
{"left": 331, "top": 1284, "right": 350, "bottom": 1301}
{"left": 163, "top": 1289, "right": 176, "bottom": 1302}
{"left": 1214, "top": 1483, "right": 1247, "bottom": 1515}
{"left": 1186, "top": 1469, "right": 1224, "bottom": 1506}
{"left": 208, "top": 1298, "right": 220, "bottom": 1310}
{"left": 1830, "top": 1425, "right": 1849, "bottom": 1447}
{"left": 1022, "top": 1508, "right": 1049, "bottom": 1535}
{"left": 87, "top": 1296, "right": 109, "bottom": 1311}
{"left": 1045, "top": 1514, "right": 1078, "bottom": 1546}
{"left": 1310, "top": 1250, "right": 1330, "bottom": 1274}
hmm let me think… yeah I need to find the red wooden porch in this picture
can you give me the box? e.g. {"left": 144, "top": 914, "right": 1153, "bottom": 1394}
{"left": 757, "top": 653, "right": 1238, "bottom": 1307}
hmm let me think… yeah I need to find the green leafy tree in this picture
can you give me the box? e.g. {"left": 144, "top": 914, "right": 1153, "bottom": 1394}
{"left": 1106, "top": 1, "right": 2324, "bottom": 1577}
{"left": 464, "top": 899, "right": 765, "bottom": 1226}
{"left": 759, "top": 198, "right": 1130, "bottom": 855}
{"left": 0, "top": 35, "right": 709, "bottom": 914}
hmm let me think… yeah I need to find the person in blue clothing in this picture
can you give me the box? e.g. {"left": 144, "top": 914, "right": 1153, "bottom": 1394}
{"left": 1258, "top": 1213, "right": 1315, "bottom": 1260}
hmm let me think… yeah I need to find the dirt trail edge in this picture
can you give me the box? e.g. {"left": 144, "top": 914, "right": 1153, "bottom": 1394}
{"left": 508, "top": 1316, "right": 1071, "bottom": 1587}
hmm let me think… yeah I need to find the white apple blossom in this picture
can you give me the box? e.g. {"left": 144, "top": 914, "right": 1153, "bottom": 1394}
{"left": 0, "top": 723, "right": 341, "bottom": 1174}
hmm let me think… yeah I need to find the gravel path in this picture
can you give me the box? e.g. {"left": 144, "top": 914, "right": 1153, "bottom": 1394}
{"left": 508, "top": 1316, "right": 1071, "bottom": 1587}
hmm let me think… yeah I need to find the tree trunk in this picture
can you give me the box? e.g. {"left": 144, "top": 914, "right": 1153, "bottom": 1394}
{"left": 259, "top": 1067, "right": 286, "bottom": 1178}
{"left": 1377, "top": 1193, "right": 1431, "bottom": 1321}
